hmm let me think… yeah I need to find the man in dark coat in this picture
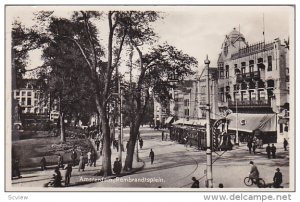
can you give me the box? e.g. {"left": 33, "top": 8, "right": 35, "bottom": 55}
{"left": 273, "top": 168, "right": 283, "bottom": 188}
{"left": 271, "top": 144, "right": 277, "bottom": 158}
{"left": 40, "top": 156, "right": 47, "bottom": 171}
{"left": 52, "top": 167, "right": 62, "bottom": 187}
{"left": 64, "top": 164, "right": 72, "bottom": 186}
{"left": 249, "top": 161, "right": 259, "bottom": 181}
{"left": 71, "top": 150, "right": 77, "bottom": 167}
{"left": 149, "top": 149, "right": 155, "bottom": 165}
{"left": 247, "top": 140, "right": 252, "bottom": 154}
{"left": 95, "top": 139, "right": 100, "bottom": 151}
{"left": 162, "top": 131, "right": 164, "bottom": 141}
{"left": 191, "top": 177, "right": 199, "bottom": 188}
{"left": 283, "top": 138, "right": 288, "bottom": 151}
{"left": 91, "top": 151, "right": 97, "bottom": 167}
{"left": 139, "top": 138, "right": 143, "bottom": 149}
{"left": 266, "top": 144, "right": 271, "bottom": 159}
{"left": 113, "top": 158, "right": 122, "bottom": 175}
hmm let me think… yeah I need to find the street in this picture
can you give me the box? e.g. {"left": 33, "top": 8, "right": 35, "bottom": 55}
{"left": 11, "top": 126, "right": 289, "bottom": 189}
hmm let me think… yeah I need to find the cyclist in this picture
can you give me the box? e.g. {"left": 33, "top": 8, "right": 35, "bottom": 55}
{"left": 249, "top": 161, "right": 260, "bottom": 183}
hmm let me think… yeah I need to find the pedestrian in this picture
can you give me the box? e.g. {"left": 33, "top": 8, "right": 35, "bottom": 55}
{"left": 64, "top": 163, "right": 72, "bottom": 186}
{"left": 57, "top": 154, "right": 64, "bottom": 169}
{"left": 191, "top": 177, "right": 199, "bottom": 188}
{"left": 113, "top": 158, "right": 122, "bottom": 175}
{"left": 252, "top": 141, "right": 257, "bottom": 154}
{"left": 273, "top": 168, "right": 283, "bottom": 188}
{"left": 283, "top": 138, "right": 288, "bottom": 151}
{"left": 40, "top": 156, "right": 47, "bottom": 171}
{"left": 78, "top": 153, "right": 85, "bottom": 172}
{"left": 52, "top": 167, "right": 62, "bottom": 187}
{"left": 271, "top": 144, "right": 277, "bottom": 158}
{"left": 184, "top": 135, "right": 189, "bottom": 147}
{"left": 91, "top": 151, "right": 96, "bottom": 167}
{"left": 165, "top": 133, "right": 168, "bottom": 141}
{"left": 247, "top": 140, "right": 252, "bottom": 154}
{"left": 149, "top": 148, "right": 155, "bottom": 165}
{"left": 71, "top": 149, "right": 77, "bottom": 167}
{"left": 12, "top": 157, "right": 22, "bottom": 179}
{"left": 266, "top": 144, "right": 271, "bottom": 159}
{"left": 162, "top": 131, "right": 164, "bottom": 141}
{"left": 95, "top": 138, "right": 100, "bottom": 151}
{"left": 139, "top": 138, "right": 143, "bottom": 149}
{"left": 87, "top": 149, "right": 92, "bottom": 166}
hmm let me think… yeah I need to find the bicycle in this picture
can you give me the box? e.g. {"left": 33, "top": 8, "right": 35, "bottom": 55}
{"left": 244, "top": 177, "right": 266, "bottom": 188}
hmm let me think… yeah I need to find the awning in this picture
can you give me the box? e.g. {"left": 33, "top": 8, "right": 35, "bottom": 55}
{"left": 227, "top": 113, "right": 276, "bottom": 133}
{"left": 165, "top": 117, "right": 174, "bottom": 124}
{"left": 172, "top": 118, "right": 206, "bottom": 127}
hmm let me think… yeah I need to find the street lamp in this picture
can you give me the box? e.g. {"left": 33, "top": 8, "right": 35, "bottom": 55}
{"left": 204, "top": 55, "right": 213, "bottom": 188}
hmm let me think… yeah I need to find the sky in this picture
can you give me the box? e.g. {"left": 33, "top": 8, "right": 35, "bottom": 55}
{"left": 6, "top": 5, "right": 293, "bottom": 76}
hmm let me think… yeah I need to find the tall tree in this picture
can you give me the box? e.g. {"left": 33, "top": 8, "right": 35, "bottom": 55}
{"left": 118, "top": 11, "right": 198, "bottom": 170}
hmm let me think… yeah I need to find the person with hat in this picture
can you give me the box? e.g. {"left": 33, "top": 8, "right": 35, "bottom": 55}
{"left": 249, "top": 161, "right": 259, "bottom": 182}
{"left": 273, "top": 168, "right": 283, "bottom": 188}
{"left": 191, "top": 177, "right": 199, "bottom": 188}
{"left": 113, "top": 157, "right": 122, "bottom": 175}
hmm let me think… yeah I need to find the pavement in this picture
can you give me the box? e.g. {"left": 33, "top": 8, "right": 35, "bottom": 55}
{"left": 11, "top": 126, "right": 290, "bottom": 189}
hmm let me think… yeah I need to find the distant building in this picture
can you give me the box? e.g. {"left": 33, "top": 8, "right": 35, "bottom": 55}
{"left": 13, "top": 79, "right": 49, "bottom": 115}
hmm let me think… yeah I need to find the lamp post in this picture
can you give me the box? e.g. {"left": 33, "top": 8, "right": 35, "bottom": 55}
{"left": 205, "top": 55, "right": 213, "bottom": 188}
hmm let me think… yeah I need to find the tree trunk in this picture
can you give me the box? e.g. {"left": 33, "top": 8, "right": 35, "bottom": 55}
{"left": 124, "top": 123, "right": 140, "bottom": 170}
{"left": 60, "top": 112, "right": 66, "bottom": 142}
{"left": 100, "top": 112, "right": 112, "bottom": 176}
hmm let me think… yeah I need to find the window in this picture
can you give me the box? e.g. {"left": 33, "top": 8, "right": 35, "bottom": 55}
{"left": 218, "top": 63, "right": 224, "bottom": 79}
{"left": 27, "top": 98, "right": 32, "bottom": 106}
{"left": 241, "top": 62, "right": 246, "bottom": 74}
{"left": 225, "top": 65, "right": 229, "bottom": 78}
{"left": 234, "top": 64, "right": 240, "bottom": 74}
{"left": 21, "top": 98, "right": 26, "bottom": 105}
{"left": 267, "top": 56, "right": 272, "bottom": 71}
{"left": 184, "top": 99, "right": 189, "bottom": 107}
{"left": 249, "top": 60, "right": 254, "bottom": 72}
{"left": 15, "top": 91, "right": 20, "bottom": 97}
{"left": 27, "top": 91, "right": 32, "bottom": 96}
{"left": 21, "top": 91, "right": 26, "bottom": 96}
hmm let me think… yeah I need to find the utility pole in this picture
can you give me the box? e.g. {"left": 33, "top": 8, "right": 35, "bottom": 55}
{"left": 117, "top": 65, "right": 123, "bottom": 168}
{"left": 205, "top": 55, "right": 213, "bottom": 188}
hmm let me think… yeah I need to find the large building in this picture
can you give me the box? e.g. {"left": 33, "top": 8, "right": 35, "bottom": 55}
{"left": 216, "top": 28, "right": 290, "bottom": 143}
{"left": 159, "top": 28, "right": 290, "bottom": 145}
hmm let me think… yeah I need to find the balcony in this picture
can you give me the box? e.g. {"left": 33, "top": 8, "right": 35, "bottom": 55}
{"left": 236, "top": 71, "right": 260, "bottom": 83}
{"left": 228, "top": 100, "right": 271, "bottom": 107}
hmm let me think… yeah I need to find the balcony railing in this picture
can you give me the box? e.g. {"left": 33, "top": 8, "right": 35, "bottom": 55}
{"left": 228, "top": 100, "right": 270, "bottom": 107}
{"left": 236, "top": 71, "right": 260, "bottom": 82}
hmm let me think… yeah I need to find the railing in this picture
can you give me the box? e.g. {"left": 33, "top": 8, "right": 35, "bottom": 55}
{"left": 228, "top": 100, "right": 270, "bottom": 107}
{"left": 236, "top": 71, "right": 260, "bottom": 82}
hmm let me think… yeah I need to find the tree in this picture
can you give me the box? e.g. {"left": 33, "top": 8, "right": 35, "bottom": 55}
{"left": 118, "top": 11, "right": 198, "bottom": 170}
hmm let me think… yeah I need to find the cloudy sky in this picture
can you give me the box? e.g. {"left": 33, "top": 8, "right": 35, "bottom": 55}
{"left": 7, "top": 5, "right": 293, "bottom": 74}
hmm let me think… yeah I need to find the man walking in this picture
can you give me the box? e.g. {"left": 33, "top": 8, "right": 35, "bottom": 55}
{"left": 65, "top": 163, "right": 72, "bottom": 186}
{"left": 139, "top": 138, "right": 144, "bottom": 149}
{"left": 162, "top": 131, "right": 164, "bottom": 141}
{"left": 271, "top": 144, "right": 277, "bottom": 158}
{"left": 266, "top": 144, "right": 271, "bottom": 159}
{"left": 283, "top": 138, "right": 288, "bottom": 151}
{"left": 273, "top": 168, "right": 283, "bottom": 188}
{"left": 149, "top": 149, "right": 155, "bottom": 165}
{"left": 87, "top": 150, "right": 92, "bottom": 166}
{"left": 247, "top": 140, "right": 252, "bottom": 154}
{"left": 95, "top": 138, "right": 100, "bottom": 151}
{"left": 57, "top": 154, "right": 64, "bottom": 169}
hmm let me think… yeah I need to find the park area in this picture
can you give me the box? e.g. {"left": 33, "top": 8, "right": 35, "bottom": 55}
{"left": 12, "top": 129, "right": 95, "bottom": 169}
